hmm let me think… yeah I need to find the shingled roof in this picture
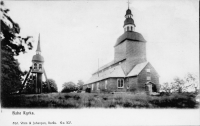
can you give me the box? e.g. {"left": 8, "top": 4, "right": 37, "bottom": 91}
{"left": 85, "top": 65, "right": 125, "bottom": 84}
{"left": 124, "top": 18, "right": 135, "bottom": 27}
{"left": 127, "top": 62, "right": 148, "bottom": 77}
{"left": 115, "top": 31, "right": 146, "bottom": 47}
{"left": 93, "top": 58, "right": 126, "bottom": 74}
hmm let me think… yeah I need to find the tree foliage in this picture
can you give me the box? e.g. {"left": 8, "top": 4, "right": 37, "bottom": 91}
{"left": 1, "top": 1, "right": 33, "bottom": 95}
{"left": 61, "top": 81, "right": 77, "bottom": 93}
{"left": 77, "top": 80, "right": 84, "bottom": 91}
{"left": 161, "top": 73, "right": 199, "bottom": 93}
{"left": 43, "top": 79, "right": 58, "bottom": 93}
{"left": 23, "top": 78, "right": 58, "bottom": 94}
{"left": 22, "top": 74, "right": 36, "bottom": 94}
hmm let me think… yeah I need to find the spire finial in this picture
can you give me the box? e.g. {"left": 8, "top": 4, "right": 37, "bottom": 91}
{"left": 36, "top": 33, "right": 41, "bottom": 52}
{"left": 127, "top": 0, "right": 130, "bottom": 9}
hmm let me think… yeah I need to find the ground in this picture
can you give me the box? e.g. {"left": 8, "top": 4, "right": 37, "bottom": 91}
{"left": 2, "top": 92, "right": 199, "bottom": 108}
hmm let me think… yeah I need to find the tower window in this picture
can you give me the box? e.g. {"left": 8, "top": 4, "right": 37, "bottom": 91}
{"left": 127, "top": 27, "right": 129, "bottom": 31}
{"left": 117, "top": 79, "right": 124, "bottom": 88}
{"left": 131, "top": 26, "right": 133, "bottom": 31}
{"left": 34, "top": 63, "right": 37, "bottom": 69}
{"left": 39, "top": 64, "right": 42, "bottom": 70}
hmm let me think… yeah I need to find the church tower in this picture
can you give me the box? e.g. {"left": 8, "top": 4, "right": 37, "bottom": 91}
{"left": 31, "top": 34, "right": 44, "bottom": 93}
{"left": 114, "top": 6, "right": 147, "bottom": 75}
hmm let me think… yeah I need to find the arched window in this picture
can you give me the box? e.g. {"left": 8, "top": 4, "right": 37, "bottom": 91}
{"left": 131, "top": 26, "right": 133, "bottom": 31}
{"left": 34, "top": 63, "right": 37, "bottom": 69}
{"left": 127, "top": 26, "right": 129, "bottom": 31}
{"left": 117, "top": 79, "right": 124, "bottom": 88}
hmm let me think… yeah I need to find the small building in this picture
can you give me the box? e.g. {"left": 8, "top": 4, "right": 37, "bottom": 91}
{"left": 83, "top": 7, "right": 160, "bottom": 94}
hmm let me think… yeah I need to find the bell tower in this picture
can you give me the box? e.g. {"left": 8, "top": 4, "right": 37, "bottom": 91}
{"left": 123, "top": 2, "right": 136, "bottom": 32}
{"left": 31, "top": 34, "right": 44, "bottom": 93}
{"left": 114, "top": 4, "right": 147, "bottom": 75}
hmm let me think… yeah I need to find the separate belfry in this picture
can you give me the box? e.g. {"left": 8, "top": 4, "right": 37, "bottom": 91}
{"left": 32, "top": 34, "right": 44, "bottom": 93}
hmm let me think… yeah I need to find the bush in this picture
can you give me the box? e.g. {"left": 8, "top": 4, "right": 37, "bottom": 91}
{"left": 61, "top": 82, "right": 77, "bottom": 93}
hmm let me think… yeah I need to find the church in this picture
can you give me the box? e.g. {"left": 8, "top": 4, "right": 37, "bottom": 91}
{"left": 83, "top": 6, "right": 160, "bottom": 94}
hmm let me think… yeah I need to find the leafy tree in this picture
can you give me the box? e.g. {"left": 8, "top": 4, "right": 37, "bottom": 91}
{"left": 22, "top": 74, "right": 36, "bottom": 94}
{"left": 77, "top": 80, "right": 84, "bottom": 91}
{"left": 161, "top": 73, "right": 199, "bottom": 93}
{"left": 161, "top": 82, "right": 173, "bottom": 93}
{"left": 43, "top": 79, "right": 58, "bottom": 93}
{"left": 61, "top": 81, "right": 76, "bottom": 93}
{"left": 1, "top": 1, "right": 33, "bottom": 95}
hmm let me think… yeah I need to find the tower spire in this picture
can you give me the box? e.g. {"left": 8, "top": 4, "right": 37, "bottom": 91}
{"left": 128, "top": 0, "right": 130, "bottom": 9}
{"left": 36, "top": 34, "right": 41, "bottom": 53}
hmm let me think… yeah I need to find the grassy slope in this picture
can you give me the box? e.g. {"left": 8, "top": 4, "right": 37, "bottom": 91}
{"left": 2, "top": 92, "right": 199, "bottom": 108}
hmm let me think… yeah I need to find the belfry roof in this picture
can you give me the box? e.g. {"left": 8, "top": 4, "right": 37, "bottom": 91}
{"left": 36, "top": 34, "right": 41, "bottom": 52}
{"left": 124, "top": 18, "right": 135, "bottom": 26}
{"left": 115, "top": 31, "right": 146, "bottom": 47}
{"left": 32, "top": 54, "right": 44, "bottom": 62}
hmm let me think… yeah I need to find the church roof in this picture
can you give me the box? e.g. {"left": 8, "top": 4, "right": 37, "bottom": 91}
{"left": 93, "top": 58, "right": 126, "bottom": 74}
{"left": 115, "top": 31, "right": 146, "bottom": 47}
{"left": 85, "top": 65, "right": 125, "bottom": 84}
{"left": 127, "top": 62, "right": 148, "bottom": 77}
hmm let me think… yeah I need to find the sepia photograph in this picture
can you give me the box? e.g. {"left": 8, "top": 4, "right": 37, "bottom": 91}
{"left": 0, "top": 0, "right": 199, "bottom": 125}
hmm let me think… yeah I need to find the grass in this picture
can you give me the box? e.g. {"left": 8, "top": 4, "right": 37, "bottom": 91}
{"left": 2, "top": 92, "right": 199, "bottom": 108}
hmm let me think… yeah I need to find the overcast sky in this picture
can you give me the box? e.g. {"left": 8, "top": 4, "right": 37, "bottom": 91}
{"left": 5, "top": 0, "right": 199, "bottom": 91}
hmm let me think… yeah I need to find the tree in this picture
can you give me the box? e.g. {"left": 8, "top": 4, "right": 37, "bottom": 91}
{"left": 77, "top": 80, "right": 84, "bottom": 91}
{"left": 43, "top": 79, "right": 58, "bottom": 93}
{"left": 1, "top": 1, "right": 33, "bottom": 95}
{"left": 161, "top": 73, "right": 199, "bottom": 93}
{"left": 22, "top": 74, "right": 36, "bottom": 94}
{"left": 161, "top": 82, "right": 173, "bottom": 93}
{"left": 61, "top": 81, "right": 76, "bottom": 93}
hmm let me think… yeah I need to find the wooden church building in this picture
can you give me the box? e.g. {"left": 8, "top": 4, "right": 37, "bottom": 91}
{"left": 83, "top": 7, "right": 160, "bottom": 94}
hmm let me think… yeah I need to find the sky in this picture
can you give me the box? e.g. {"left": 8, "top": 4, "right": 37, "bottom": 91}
{"left": 4, "top": 0, "right": 199, "bottom": 91}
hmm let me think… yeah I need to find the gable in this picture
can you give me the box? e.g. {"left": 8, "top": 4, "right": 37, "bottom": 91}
{"left": 127, "top": 62, "right": 148, "bottom": 77}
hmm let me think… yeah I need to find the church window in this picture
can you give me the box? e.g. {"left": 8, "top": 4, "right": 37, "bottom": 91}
{"left": 105, "top": 80, "right": 107, "bottom": 89}
{"left": 127, "top": 27, "right": 129, "bottom": 31}
{"left": 91, "top": 84, "right": 93, "bottom": 90}
{"left": 131, "top": 26, "right": 133, "bottom": 31}
{"left": 34, "top": 63, "right": 37, "bottom": 69}
{"left": 117, "top": 79, "right": 124, "bottom": 88}
{"left": 147, "top": 76, "right": 151, "bottom": 81}
{"left": 146, "top": 69, "right": 150, "bottom": 73}
{"left": 97, "top": 82, "right": 99, "bottom": 90}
